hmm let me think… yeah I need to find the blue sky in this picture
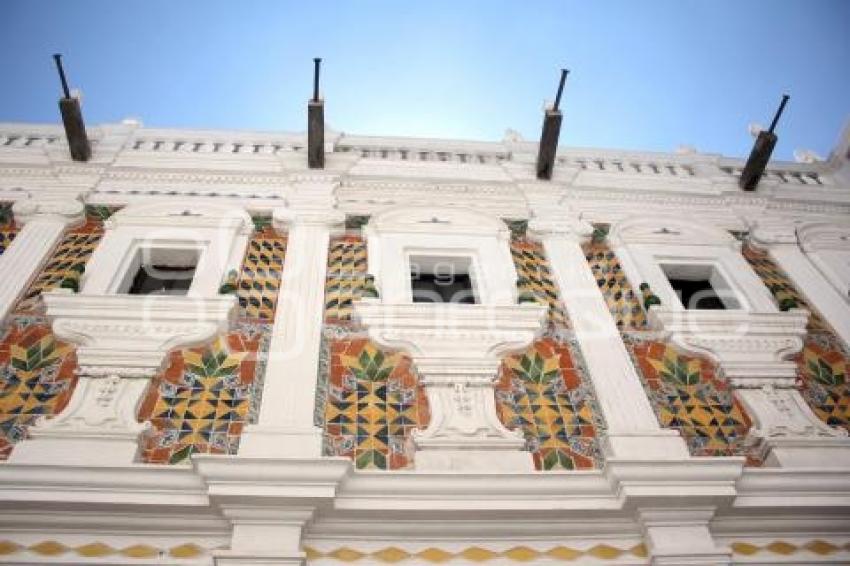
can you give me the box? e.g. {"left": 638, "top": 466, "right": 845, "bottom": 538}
{"left": 1, "top": 0, "right": 848, "bottom": 160}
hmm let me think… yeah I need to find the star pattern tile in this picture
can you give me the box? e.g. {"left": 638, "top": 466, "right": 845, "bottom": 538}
{"left": 496, "top": 337, "right": 603, "bottom": 470}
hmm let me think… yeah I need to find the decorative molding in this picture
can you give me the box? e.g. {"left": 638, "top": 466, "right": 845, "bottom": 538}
{"left": 44, "top": 291, "right": 236, "bottom": 370}
{"left": 609, "top": 215, "right": 739, "bottom": 250}
{"left": 303, "top": 543, "right": 649, "bottom": 563}
{"left": 797, "top": 221, "right": 850, "bottom": 252}
{"left": 647, "top": 308, "right": 808, "bottom": 385}
{"left": 354, "top": 301, "right": 546, "bottom": 470}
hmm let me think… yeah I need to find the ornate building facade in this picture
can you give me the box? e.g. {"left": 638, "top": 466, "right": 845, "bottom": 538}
{"left": 0, "top": 119, "right": 849, "bottom": 564}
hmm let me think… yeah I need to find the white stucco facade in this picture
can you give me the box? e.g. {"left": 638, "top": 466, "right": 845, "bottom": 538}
{"left": 0, "top": 119, "right": 849, "bottom": 565}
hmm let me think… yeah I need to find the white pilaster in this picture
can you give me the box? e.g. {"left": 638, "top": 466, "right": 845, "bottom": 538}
{"left": 0, "top": 198, "right": 85, "bottom": 322}
{"left": 239, "top": 180, "right": 344, "bottom": 458}
{"left": 528, "top": 214, "right": 689, "bottom": 460}
{"left": 751, "top": 219, "right": 850, "bottom": 347}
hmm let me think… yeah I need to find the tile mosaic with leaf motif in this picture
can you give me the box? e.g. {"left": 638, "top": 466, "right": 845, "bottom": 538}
{"left": 137, "top": 321, "right": 271, "bottom": 463}
{"left": 495, "top": 335, "right": 604, "bottom": 470}
{"left": 0, "top": 213, "right": 112, "bottom": 459}
{"left": 136, "top": 226, "right": 285, "bottom": 463}
{"left": 0, "top": 316, "right": 78, "bottom": 459}
{"left": 319, "top": 328, "right": 429, "bottom": 470}
{"left": 584, "top": 233, "right": 760, "bottom": 462}
{"left": 742, "top": 244, "right": 850, "bottom": 432}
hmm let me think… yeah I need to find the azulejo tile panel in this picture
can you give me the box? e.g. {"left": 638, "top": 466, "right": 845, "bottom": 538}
{"left": 236, "top": 226, "right": 287, "bottom": 321}
{"left": 743, "top": 243, "right": 850, "bottom": 432}
{"left": 510, "top": 237, "right": 569, "bottom": 328}
{"left": 742, "top": 244, "right": 828, "bottom": 331}
{"left": 0, "top": 215, "right": 109, "bottom": 459}
{"left": 583, "top": 238, "right": 647, "bottom": 329}
{"left": 626, "top": 336, "right": 760, "bottom": 463}
{"left": 319, "top": 328, "right": 429, "bottom": 470}
{"left": 137, "top": 321, "right": 271, "bottom": 464}
{"left": 798, "top": 333, "right": 850, "bottom": 432}
{"left": 0, "top": 202, "right": 16, "bottom": 256}
{"left": 495, "top": 336, "right": 604, "bottom": 470}
{"left": 0, "top": 316, "right": 78, "bottom": 460}
{"left": 325, "top": 235, "right": 368, "bottom": 322}
{"left": 16, "top": 221, "right": 103, "bottom": 313}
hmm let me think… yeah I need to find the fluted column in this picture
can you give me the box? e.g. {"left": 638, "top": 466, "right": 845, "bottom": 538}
{"left": 0, "top": 198, "right": 85, "bottom": 322}
{"left": 239, "top": 180, "right": 344, "bottom": 458}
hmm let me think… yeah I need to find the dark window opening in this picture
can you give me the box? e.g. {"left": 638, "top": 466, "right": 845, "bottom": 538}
{"left": 128, "top": 264, "right": 196, "bottom": 296}
{"left": 667, "top": 278, "right": 725, "bottom": 310}
{"left": 661, "top": 263, "right": 740, "bottom": 310}
{"left": 411, "top": 272, "right": 476, "bottom": 304}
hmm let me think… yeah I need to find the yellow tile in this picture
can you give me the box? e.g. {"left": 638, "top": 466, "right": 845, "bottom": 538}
{"left": 371, "top": 546, "right": 410, "bottom": 562}
{"left": 504, "top": 546, "right": 539, "bottom": 561}
{"left": 730, "top": 542, "right": 760, "bottom": 556}
{"left": 304, "top": 546, "right": 323, "bottom": 560}
{"left": 330, "top": 547, "right": 366, "bottom": 561}
{"left": 630, "top": 543, "right": 648, "bottom": 558}
{"left": 0, "top": 541, "right": 21, "bottom": 555}
{"left": 804, "top": 540, "right": 839, "bottom": 555}
{"left": 121, "top": 544, "right": 160, "bottom": 558}
{"left": 30, "top": 541, "right": 68, "bottom": 556}
{"left": 416, "top": 547, "right": 454, "bottom": 562}
{"left": 545, "top": 546, "right": 582, "bottom": 560}
{"left": 76, "top": 542, "right": 115, "bottom": 557}
{"left": 587, "top": 544, "right": 623, "bottom": 559}
{"left": 169, "top": 543, "right": 205, "bottom": 558}
{"left": 765, "top": 541, "right": 797, "bottom": 555}
{"left": 459, "top": 546, "right": 498, "bottom": 562}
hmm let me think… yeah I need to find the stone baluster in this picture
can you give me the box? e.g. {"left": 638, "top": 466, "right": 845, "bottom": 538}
{"left": 239, "top": 179, "right": 344, "bottom": 457}
{"left": 0, "top": 198, "right": 85, "bottom": 323}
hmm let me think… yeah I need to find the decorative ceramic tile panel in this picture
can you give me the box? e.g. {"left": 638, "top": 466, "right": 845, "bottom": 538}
{"left": 495, "top": 337, "right": 604, "bottom": 470}
{"left": 583, "top": 238, "right": 647, "bottom": 329}
{"left": 327, "top": 235, "right": 368, "bottom": 276}
{"left": 510, "top": 237, "right": 569, "bottom": 328}
{"left": 325, "top": 235, "right": 368, "bottom": 322}
{"left": 0, "top": 203, "right": 15, "bottom": 256}
{"left": 16, "top": 223, "right": 103, "bottom": 313}
{"left": 0, "top": 229, "right": 15, "bottom": 256}
{"left": 320, "top": 331, "right": 429, "bottom": 470}
{"left": 742, "top": 244, "right": 828, "bottom": 331}
{"left": 743, "top": 243, "right": 850, "bottom": 432}
{"left": 0, "top": 215, "right": 110, "bottom": 459}
{"left": 137, "top": 322, "right": 271, "bottom": 464}
{"left": 84, "top": 204, "right": 120, "bottom": 222}
{"left": 626, "top": 337, "right": 760, "bottom": 463}
{"left": 236, "top": 228, "right": 286, "bottom": 320}
{"left": 798, "top": 334, "right": 850, "bottom": 432}
{"left": 0, "top": 316, "right": 78, "bottom": 459}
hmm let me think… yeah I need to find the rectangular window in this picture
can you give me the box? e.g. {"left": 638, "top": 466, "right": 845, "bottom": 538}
{"left": 126, "top": 248, "right": 199, "bottom": 296}
{"left": 660, "top": 263, "right": 740, "bottom": 310}
{"left": 409, "top": 255, "right": 477, "bottom": 304}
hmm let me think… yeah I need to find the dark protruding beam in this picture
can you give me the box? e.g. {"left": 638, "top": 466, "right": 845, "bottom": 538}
{"left": 739, "top": 94, "right": 790, "bottom": 191}
{"left": 536, "top": 69, "right": 569, "bottom": 180}
{"left": 308, "top": 57, "right": 324, "bottom": 169}
{"left": 53, "top": 54, "right": 91, "bottom": 162}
